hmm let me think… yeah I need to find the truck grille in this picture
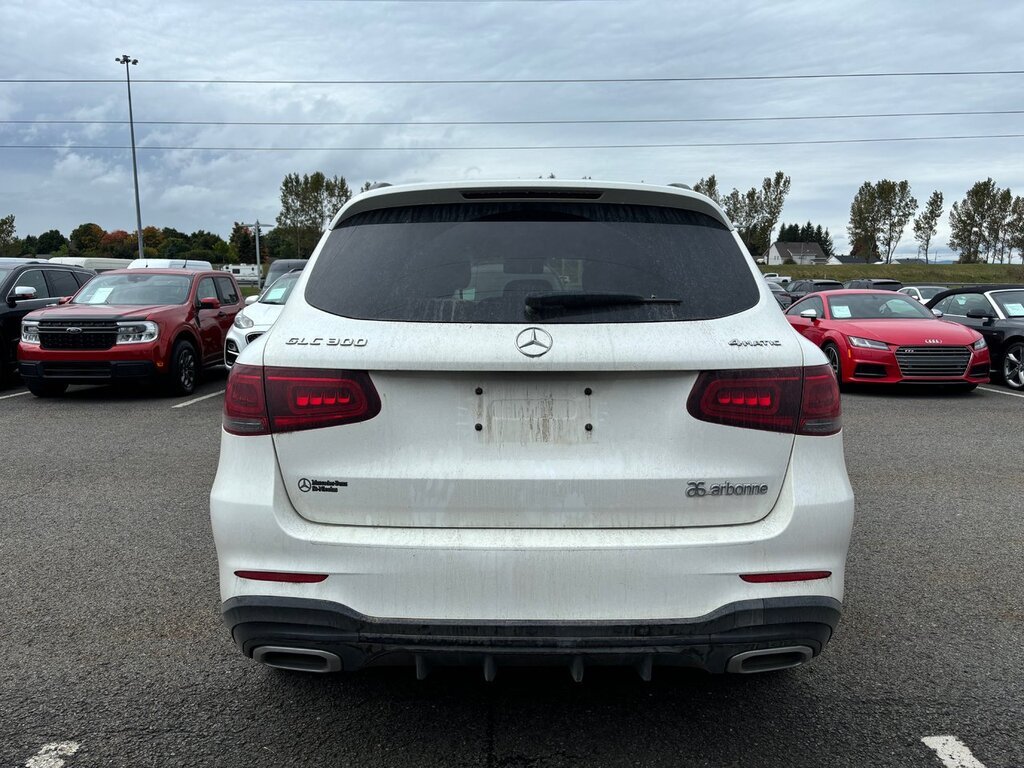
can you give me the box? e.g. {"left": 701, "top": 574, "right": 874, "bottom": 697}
{"left": 38, "top": 321, "right": 118, "bottom": 351}
{"left": 895, "top": 346, "right": 971, "bottom": 378}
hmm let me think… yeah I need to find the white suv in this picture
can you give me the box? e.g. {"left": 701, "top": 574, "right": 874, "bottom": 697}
{"left": 210, "top": 181, "right": 854, "bottom": 679}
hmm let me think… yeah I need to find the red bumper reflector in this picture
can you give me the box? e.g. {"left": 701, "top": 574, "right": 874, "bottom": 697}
{"left": 740, "top": 570, "right": 832, "bottom": 583}
{"left": 234, "top": 570, "right": 328, "bottom": 583}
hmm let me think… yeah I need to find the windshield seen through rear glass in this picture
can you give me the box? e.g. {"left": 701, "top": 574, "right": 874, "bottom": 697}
{"left": 827, "top": 293, "right": 932, "bottom": 320}
{"left": 259, "top": 272, "right": 300, "bottom": 305}
{"left": 73, "top": 274, "right": 192, "bottom": 305}
{"left": 991, "top": 290, "right": 1024, "bottom": 318}
{"left": 305, "top": 202, "right": 758, "bottom": 323}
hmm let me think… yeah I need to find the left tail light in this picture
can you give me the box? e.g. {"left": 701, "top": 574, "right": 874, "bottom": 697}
{"left": 224, "top": 364, "right": 381, "bottom": 436}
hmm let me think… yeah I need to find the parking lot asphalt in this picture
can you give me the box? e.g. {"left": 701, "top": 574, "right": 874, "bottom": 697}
{"left": 1, "top": 376, "right": 1022, "bottom": 768}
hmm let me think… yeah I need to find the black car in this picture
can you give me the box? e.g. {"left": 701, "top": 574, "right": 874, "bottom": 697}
{"left": 927, "top": 285, "right": 1024, "bottom": 389}
{"left": 785, "top": 279, "right": 844, "bottom": 300}
{"left": 264, "top": 258, "right": 307, "bottom": 289}
{"left": 0, "top": 259, "right": 95, "bottom": 382}
{"left": 765, "top": 280, "right": 794, "bottom": 308}
{"left": 842, "top": 278, "right": 903, "bottom": 291}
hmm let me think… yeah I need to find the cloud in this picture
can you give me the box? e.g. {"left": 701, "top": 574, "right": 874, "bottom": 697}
{"left": 2, "top": 0, "right": 1024, "bottom": 258}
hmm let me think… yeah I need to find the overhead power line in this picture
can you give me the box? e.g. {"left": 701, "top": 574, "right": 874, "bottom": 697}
{"left": 3, "top": 108, "right": 1024, "bottom": 127}
{"left": 2, "top": 69, "right": 1024, "bottom": 85}
{"left": 3, "top": 133, "right": 1024, "bottom": 152}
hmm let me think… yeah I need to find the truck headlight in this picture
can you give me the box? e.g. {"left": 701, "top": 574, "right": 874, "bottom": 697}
{"left": 21, "top": 320, "right": 40, "bottom": 345}
{"left": 116, "top": 321, "right": 159, "bottom": 344}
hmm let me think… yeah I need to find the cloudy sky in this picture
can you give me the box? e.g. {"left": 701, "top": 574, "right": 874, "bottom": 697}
{"left": 2, "top": 0, "right": 1024, "bottom": 258}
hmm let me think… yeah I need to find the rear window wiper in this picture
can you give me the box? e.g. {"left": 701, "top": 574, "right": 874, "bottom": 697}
{"left": 525, "top": 292, "right": 681, "bottom": 313}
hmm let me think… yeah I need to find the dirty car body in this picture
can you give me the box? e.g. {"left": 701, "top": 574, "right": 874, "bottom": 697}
{"left": 210, "top": 180, "right": 855, "bottom": 679}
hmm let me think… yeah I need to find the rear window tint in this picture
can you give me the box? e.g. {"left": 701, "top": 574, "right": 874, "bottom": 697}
{"left": 305, "top": 202, "right": 757, "bottom": 324}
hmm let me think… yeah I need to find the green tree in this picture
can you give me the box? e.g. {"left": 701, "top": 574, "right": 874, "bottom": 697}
{"left": 948, "top": 179, "right": 1008, "bottom": 263}
{"left": 229, "top": 222, "right": 256, "bottom": 265}
{"left": 99, "top": 230, "right": 136, "bottom": 259}
{"left": 69, "top": 223, "right": 105, "bottom": 255}
{"left": 693, "top": 175, "right": 721, "bottom": 204}
{"left": 20, "top": 234, "right": 39, "bottom": 255}
{"left": 36, "top": 229, "right": 67, "bottom": 254}
{"left": 0, "top": 214, "right": 17, "bottom": 256}
{"left": 189, "top": 230, "right": 225, "bottom": 252}
{"left": 913, "top": 191, "right": 944, "bottom": 264}
{"left": 158, "top": 238, "right": 190, "bottom": 259}
{"left": 276, "top": 172, "right": 316, "bottom": 258}
{"left": 875, "top": 180, "right": 917, "bottom": 263}
{"left": 848, "top": 180, "right": 917, "bottom": 264}
{"left": 848, "top": 182, "right": 881, "bottom": 263}
{"left": 720, "top": 171, "right": 791, "bottom": 256}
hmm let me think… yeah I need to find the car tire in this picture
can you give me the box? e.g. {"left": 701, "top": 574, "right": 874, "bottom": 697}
{"left": 26, "top": 380, "right": 68, "bottom": 397}
{"left": 822, "top": 343, "right": 843, "bottom": 385}
{"left": 167, "top": 339, "right": 199, "bottom": 396}
{"left": 1002, "top": 341, "right": 1024, "bottom": 390}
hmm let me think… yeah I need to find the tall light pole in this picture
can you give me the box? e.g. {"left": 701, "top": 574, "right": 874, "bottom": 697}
{"left": 116, "top": 54, "right": 145, "bottom": 260}
{"left": 240, "top": 221, "right": 273, "bottom": 288}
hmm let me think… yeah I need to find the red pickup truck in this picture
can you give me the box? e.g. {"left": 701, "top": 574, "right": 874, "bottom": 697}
{"left": 18, "top": 268, "right": 243, "bottom": 397}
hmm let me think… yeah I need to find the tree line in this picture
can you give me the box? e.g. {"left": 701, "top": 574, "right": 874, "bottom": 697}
{"left": 3, "top": 171, "right": 1022, "bottom": 266}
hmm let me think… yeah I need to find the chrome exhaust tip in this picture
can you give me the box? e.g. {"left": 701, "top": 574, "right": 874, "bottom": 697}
{"left": 726, "top": 646, "right": 813, "bottom": 674}
{"left": 252, "top": 646, "right": 342, "bottom": 673}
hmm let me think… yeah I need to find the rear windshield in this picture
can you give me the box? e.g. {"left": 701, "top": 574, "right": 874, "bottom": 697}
{"left": 305, "top": 202, "right": 758, "bottom": 323}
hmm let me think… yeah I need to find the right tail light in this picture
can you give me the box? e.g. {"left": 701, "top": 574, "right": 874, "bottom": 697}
{"left": 686, "top": 365, "right": 840, "bottom": 436}
{"left": 224, "top": 364, "right": 381, "bottom": 436}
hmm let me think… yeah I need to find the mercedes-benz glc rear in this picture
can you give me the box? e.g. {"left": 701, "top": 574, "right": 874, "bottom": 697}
{"left": 210, "top": 181, "right": 854, "bottom": 679}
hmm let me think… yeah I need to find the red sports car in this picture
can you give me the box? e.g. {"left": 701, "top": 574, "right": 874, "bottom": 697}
{"left": 785, "top": 290, "right": 990, "bottom": 388}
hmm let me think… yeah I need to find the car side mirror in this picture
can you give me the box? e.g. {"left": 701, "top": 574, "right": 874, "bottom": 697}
{"left": 931, "top": 308, "right": 943, "bottom": 318}
{"left": 244, "top": 295, "right": 259, "bottom": 306}
{"left": 199, "top": 296, "right": 221, "bottom": 310}
{"left": 8, "top": 286, "right": 38, "bottom": 306}
{"left": 966, "top": 308, "right": 995, "bottom": 320}
{"left": 799, "top": 308, "right": 818, "bottom": 320}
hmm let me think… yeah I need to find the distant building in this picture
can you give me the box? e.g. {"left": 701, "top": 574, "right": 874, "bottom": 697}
{"left": 763, "top": 241, "right": 839, "bottom": 266}
{"left": 834, "top": 253, "right": 881, "bottom": 265}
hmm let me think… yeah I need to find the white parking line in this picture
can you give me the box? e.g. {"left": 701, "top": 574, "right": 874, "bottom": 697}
{"left": 25, "top": 741, "right": 80, "bottom": 768}
{"left": 171, "top": 389, "right": 225, "bottom": 409}
{"left": 922, "top": 736, "right": 987, "bottom": 768}
{"left": 979, "top": 385, "right": 1024, "bottom": 399}
{"left": 0, "top": 389, "right": 30, "bottom": 400}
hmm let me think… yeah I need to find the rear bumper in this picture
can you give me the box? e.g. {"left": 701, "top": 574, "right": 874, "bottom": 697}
{"left": 223, "top": 595, "right": 842, "bottom": 674}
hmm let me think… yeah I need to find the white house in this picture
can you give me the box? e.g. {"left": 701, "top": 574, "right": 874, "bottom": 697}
{"left": 762, "top": 241, "right": 840, "bottom": 266}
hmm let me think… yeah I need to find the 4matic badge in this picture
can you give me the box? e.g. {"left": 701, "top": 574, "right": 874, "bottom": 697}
{"left": 297, "top": 478, "right": 348, "bottom": 493}
{"left": 728, "top": 339, "right": 782, "bottom": 348}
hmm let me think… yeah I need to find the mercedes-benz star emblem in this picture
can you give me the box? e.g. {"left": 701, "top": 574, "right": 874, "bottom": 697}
{"left": 515, "top": 327, "right": 553, "bottom": 358}
{"left": 297, "top": 478, "right": 312, "bottom": 492}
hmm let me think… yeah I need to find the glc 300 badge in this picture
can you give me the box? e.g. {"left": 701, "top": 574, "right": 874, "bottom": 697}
{"left": 728, "top": 339, "right": 782, "bottom": 347}
{"left": 286, "top": 337, "right": 367, "bottom": 347}
{"left": 516, "top": 327, "right": 553, "bottom": 357}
